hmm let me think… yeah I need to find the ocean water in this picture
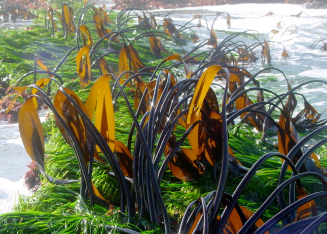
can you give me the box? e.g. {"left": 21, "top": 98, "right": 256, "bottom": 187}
{"left": 152, "top": 3, "right": 327, "bottom": 113}
{"left": 1, "top": 2, "right": 326, "bottom": 214}
{"left": 0, "top": 122, "right": 32, "bottom": 213}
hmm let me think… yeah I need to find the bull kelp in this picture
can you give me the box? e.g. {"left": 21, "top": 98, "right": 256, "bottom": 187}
{"left": 1, "top": 1, "right": 327, "bottom": 233}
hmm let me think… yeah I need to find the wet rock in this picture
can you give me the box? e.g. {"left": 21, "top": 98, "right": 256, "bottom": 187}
{"left": 303, "top": 1, "right": 327, "bottom": 9}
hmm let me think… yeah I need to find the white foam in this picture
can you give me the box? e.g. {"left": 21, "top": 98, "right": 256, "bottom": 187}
{"left": 0, "top": 177, "right": 32, "bottom": 214}
{"left": 298, "top": 69, "right": 327, "bottom": 79}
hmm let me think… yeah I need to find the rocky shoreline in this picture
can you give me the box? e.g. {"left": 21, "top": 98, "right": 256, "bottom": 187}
{"left": 112, "top": 0, "right": 327, "bottom": 9}
{"left": 303, "top": 0, "right": 327, "bottom": 8}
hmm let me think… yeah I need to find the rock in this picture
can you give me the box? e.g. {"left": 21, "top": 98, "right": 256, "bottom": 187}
{"left": 303, "top": 1, "right": 327, "bottom": 9}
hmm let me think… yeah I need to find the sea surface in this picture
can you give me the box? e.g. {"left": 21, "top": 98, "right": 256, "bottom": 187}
{"left": 151, "top": 3, "right": 327, "bottom": 114}
{"left": 0, "top": 121, "right": 32, "bottom": 214}
{"left": 0, "top": 2, "right": 326, "bottom": 214}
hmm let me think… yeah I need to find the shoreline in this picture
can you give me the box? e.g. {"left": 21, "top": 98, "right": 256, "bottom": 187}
{"left": 109, "top": 0, "right": 327, "bottom": 10}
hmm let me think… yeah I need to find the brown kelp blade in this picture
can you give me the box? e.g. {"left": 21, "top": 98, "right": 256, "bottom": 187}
{"left": 138, "top": 16, "right": 152, "bottom": 29}
{"left": 133, "top": 75, "right": 150, "bottom": 113}
{"left": 163, "top": 18, "right": 181, "bottom": 38}
{"left": 6, "top": 78, "right": 51, "bottom": 114}
{"left": 36, "top": 58, "right": 51, "bottom": 73}
{"left": 188, "top": 210, "right": 203, "bottom": 234}
{"left": 188, "top": 65, "right": 222, "bottom": 124}
{"left": 54, "top": 88, "right": 104, "bottom": 162}
{"left": 47, "top": 7, "right": 58, "bottom": 31}
{"left": 277, "top": 21, "right": 284, "bottom": 29}
{"left": 271, "top": 29, "right": 279, "bottom": 34}
{"left": 227, "top": 13, "right": 231, "bottom": 29}
{"left": 292, "top": 98, "right": 324, "bottom": 129}
{"left": 270, "top": 29, "right": 279, "bottom": 38}
{"left": 186, "top": 65, "right": 222, "bottom": 156}
{"left": 278, "top": 107, "right": 304, "bottom": 169}
{"left": 78, "top": 25, "right": 94, "bottom": 46}
{"left": 32, "top": 78, "right": 51, "bottom": 95}
{"left": 219, "top": 195, "right": 268, "bottom": 234}
{"left": 19, "top": 96, "right": 79, "bottom": 185}
{"left": 94, "top": 13, "right": 113, "bottom": 39}
{"left": 119, "top": 44, "right": 145, "bottom": 84}
{"left": 232, "top": 205, "right": 268, "bottom": 233}
{"left": 98, "top": 58, "right": 117, "bottom": 76}
{"left": 62, "top": 3, "right": 76, "bottom": 34}
{"left": 292, "top": 11, "right": 303, "bottom": 17}
{"left": 18, "top": 97, "right": 45, "bottom": 172}
{"left": 262, "top": 39, "right": 271, "bottom": 64}
{"left": 227, "top": 72, "right": 243, "bottom": 94}
{"left": 149, "top": 34, "right": 167, "bottom": 58}
{"left": 76, "top": 46, "right": 91, "bottom": 88}
{"left": 164, "top": 54, "right": 192, "bottom": 79}
{"left": 201, "top": 101, "right": 246, "bottom": 172}
{"left": 203, "top": 112, "right": 223, "bottom": 166}
{"left": 295, "top": 183, "right": 317, "bottom": 221}
{"left": 118, "top": 45, "right": 130, "bottom": 84}
{"left": 165, "top": 136, "right": 205, "bottom": 181}
{"left": 235, "top": 94, "right": 263, "bottom": 132}
{"left": 207, "top": 29, "right": 218, "bottom": 48}
{"left": 149, "top": 34, "right": 161, "bottom": 58}
{"left": 128, "top": 44, "right": 146, "bottom": 71}
{"left": 151, "top": 16, "right": 157, "bottom": 28}
{"left": 282, "top": 49, "right": 289, "bottom": 59}
{"left": 99, "top": 7, "right": 112, "bottom": 24}
{"left": 192, "top": 33, "right": 199, "bottom": 44}
{"left": 114, "top": 140, "right": 133, "bottom": 178}
{"left": 84, "top": 74, "right": 115, "bottom": 152}
{"left": 54, "top": 88, "right": 91, "bottom": 161}
{"left": 92, "top": 181, "right": 108, "bottom": 203}
{"left": 204, "top": 87, "right": 219, "bottom": 114}
{"left": 197, "top": 19, "right": 201, "bottom": 28}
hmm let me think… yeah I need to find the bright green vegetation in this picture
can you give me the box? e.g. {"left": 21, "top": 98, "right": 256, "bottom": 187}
{"left": 1, "top": 1, "right": 327, "bottom": 234}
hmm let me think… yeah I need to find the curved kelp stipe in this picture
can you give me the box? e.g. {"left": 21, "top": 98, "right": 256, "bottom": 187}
{"left": 261, "top": 79, "right": 327, "bottom": 136}
{"left": 209, "top": 66, "right": 230, "bottom": 223}
{"left": 36, "top": 87, "right": 107, "bottom": 206}
{"left": 234, "top": 172, "right": 327, "bottom": 234}
{"left": 310, "top": 39, "right": 327, "bottom": 50}
{"left": 96, "top": 73, "right": 172, "bottom": 233}
{"left": 274, "top": 216, "right": 320, "bottom": 234}
{"left": 299, "top": 212, "right": 327, "bottom": 234}
{"left": 157, "top": 118, "right": 202, "bottom": 183}
{"left": 278, "top": 126, "right": 327, "bottom": 221}
{"left": 15, "top": 70, "right": 64, "bottom": 87}
{"left": 57, "top": 87, "right": 134, "bottom": 216}
{"left": 216, "top": 153, "right": 297, "bottom": 234}
{"left": 254, "top": 191, "right": 327, "bottom": 233}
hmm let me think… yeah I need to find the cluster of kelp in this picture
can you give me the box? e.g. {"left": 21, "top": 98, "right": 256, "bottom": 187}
{"left": 1, "top": 1, "right": 327, "bottom": 233}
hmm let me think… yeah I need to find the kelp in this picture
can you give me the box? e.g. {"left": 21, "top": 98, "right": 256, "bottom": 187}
{"left": 3, "top": 1, "right": 327, "bottom": 234}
